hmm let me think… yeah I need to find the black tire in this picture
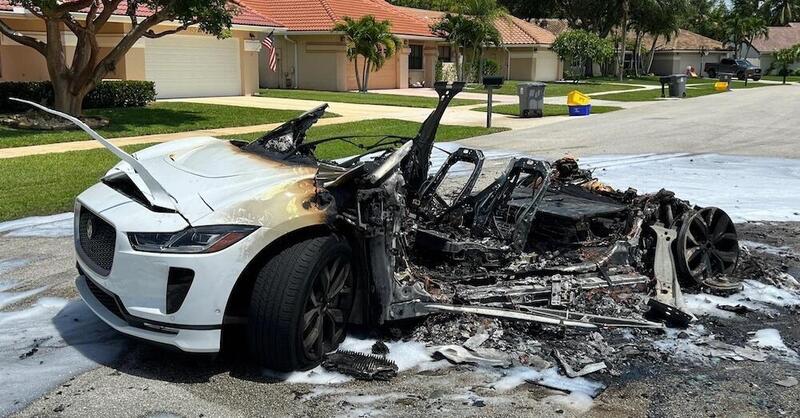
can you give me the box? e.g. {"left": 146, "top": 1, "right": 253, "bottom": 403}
{"left": 707, "top": 69, "right": 716, "bottom": 78}
{"left": 753, "top": 76, "right": 761, "bottom": 81}
{"left": 247, "top": 235, "right": 354, "bottom": 371}
{"left": 737, "top": 72, "right": 746, "bottom": 81}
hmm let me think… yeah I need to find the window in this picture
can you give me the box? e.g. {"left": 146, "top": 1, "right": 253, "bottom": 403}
{"left": 438, "top": 45, "right": 452, "bottom": 62}
{"left": 409, "top": 45, "right": 423, "bottom": 70}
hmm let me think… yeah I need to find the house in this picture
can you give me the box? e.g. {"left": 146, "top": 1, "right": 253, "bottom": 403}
{"left": 644, "top": 29, "right": 730, "bottom": 76}
{"left": 741, "top": 22, "right": 800, "bottom": 73}
{"left": 397, "top": 7, "right": 560, "bottom": 82}
{"left": 240, "top": 0, "right": 443, "bottom": 91}
{"left": 0, "top": 1, "right": 282, "bottom": 98}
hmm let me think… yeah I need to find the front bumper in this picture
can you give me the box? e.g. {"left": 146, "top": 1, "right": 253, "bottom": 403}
{"left": 73, "top": 182, "right": 267, "bottom": 353}
{"left": 76, "top": 274, "right": 221, "bottom": 352}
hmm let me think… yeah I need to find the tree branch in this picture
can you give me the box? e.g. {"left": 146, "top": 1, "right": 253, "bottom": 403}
{"left": 86, "top": 0, "right": 100, "bottom": 28}
{"left": 0, "top": 19, "right": 47, "bottom": 55}
{"left": 143, "top": 20, "right": 198, "bottom": 39}
{"left": 54, "top": 0, "right": 96, "bottom": 14}
{"left": 94, "top": 0, "right": 124, "bottom": 30}
{"left": 63, "top": 13, "right": 85, "bottom": 34}
{"left": 91, "top": 10, "right": 170, "bottom": 84}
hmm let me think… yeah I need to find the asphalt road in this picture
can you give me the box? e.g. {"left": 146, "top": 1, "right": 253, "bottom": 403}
{"left": 460, "top": 84, "right": 800, "bottom": 160}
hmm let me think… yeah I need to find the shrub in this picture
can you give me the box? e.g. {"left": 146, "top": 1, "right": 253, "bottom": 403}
{"left": 469, "top": 58, "right": 500, "bottom": 81}
{"left": 0, "top": 81, "right": 53, "bottom": 113}
{"left": 84, "top": 81, "right": 156, "bottom": 108}
{"left": 0, "top": 80, "right": 156, "bottom": 113}
{"left": 435, "top": 60, "right": 444, "bottom": 81}
{"left": 552, "top": 30, "right": 615, "bottom": 80}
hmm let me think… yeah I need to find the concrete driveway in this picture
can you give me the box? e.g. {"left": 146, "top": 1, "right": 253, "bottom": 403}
{"left": 458, "top": 84, "right": 800, "bottom": 160}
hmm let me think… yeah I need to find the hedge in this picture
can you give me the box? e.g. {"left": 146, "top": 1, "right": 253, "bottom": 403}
{"left": 0, "top": 80, "right": 156, "bottom": 113}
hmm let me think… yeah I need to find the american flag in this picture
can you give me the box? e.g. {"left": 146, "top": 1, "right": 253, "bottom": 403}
{"left": 262, "top": 33, "right": 277, "bottom": 72}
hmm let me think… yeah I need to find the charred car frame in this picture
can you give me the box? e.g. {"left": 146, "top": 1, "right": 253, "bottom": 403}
{"left": 14, "top": 84, "right": 741, "bottom": 371}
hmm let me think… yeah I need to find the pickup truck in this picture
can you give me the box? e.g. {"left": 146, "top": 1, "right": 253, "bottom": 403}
{"left": 704, "top": 58, "right": 762, "bottom": 81}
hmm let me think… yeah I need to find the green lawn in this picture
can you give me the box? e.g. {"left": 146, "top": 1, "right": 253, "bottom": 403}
{"left": 595, "top": 81, "right": 779, "bottom": 101}
{"left": 257, "top": 89, "right": 483, "bottom": 108}
{"left": 0, "top": 119, "right": 505, "bottom": 221}
{"left": 584, "top": 76, "right": 775, "bottom": 88}
{"left": 762, "top": 75, "right": 800, "bottom": 83}
{"left": 594, "top": 84, "right": 728, "bottom": 101}
{"left": 587, "top": 76, "right": 665, "bottom": 85}
{"left": 0, "top": 143, "right": 154, "bottom": 221}
{"left": 223, "top": 118, "right": 506, "bottom": 160}
{"left": 473, "top": 103, "right": 623, "bottom": 117}
{"left": 467, "top": 80, "right": 643, "bottom": 97}
{"left": 0, "top": 102, "right": 312, "bottom": 149}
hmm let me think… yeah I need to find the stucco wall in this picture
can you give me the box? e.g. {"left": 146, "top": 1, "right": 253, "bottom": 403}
{"left": 1, "top": 16, "right": 258, "bottom": 96}
{"left": 503, "top": 47, "right": 559, "bottom": 82}
{"left": 261, "top": 36, "right": 439, "bottom": 91}
{"left": 650, "top": 51, "right": 727, "bottom": 76}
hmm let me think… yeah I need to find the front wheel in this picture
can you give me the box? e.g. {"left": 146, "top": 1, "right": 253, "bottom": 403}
{"left": 247, "top": 235, "right": 355, "bottom": 371}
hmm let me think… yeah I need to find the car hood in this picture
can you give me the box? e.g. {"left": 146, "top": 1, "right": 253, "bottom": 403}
{"left": 108, "top": 137, "right": 318, "bottom": 224}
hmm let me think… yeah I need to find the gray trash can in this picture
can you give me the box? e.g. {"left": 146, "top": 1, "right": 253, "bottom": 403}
{"left": 518, "top": 82, "right": 546, "bottom": 118}
{"left": 668, "top": 74, "right": 687, "bottom": 98}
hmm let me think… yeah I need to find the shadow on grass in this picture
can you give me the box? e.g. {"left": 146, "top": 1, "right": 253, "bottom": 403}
{"left": 86, "top": 107, "right": 209, "bottom": 135}
{"left": 0, "top": 103, "right": 303, "bottom": 149}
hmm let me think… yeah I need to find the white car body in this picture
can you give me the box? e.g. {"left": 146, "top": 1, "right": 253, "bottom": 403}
{"left": 75, "top": 136, "right": 330, "bottom": 352}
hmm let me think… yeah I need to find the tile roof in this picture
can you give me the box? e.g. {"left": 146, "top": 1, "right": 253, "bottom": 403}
{"left": 0, "top": 0, "right": 282, "bottom": 28}
{"left": 532, "top": 18, "right": 569, "bottom": 36}
{"left": 239, "top": 0, "right": 438, "bottom": 37}
{"left": 750, "top": 23, "right": 800, "bottom": 53}
{"left": 396, "top": 6, "right": 555, "bottom": 45}
{"left": 642, "top": 29, "right": 726, "bottom": 52}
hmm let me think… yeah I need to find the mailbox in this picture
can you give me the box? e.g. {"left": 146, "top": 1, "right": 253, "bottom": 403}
{"left": 482, "top": 76, "right": 504, "bottom": 88}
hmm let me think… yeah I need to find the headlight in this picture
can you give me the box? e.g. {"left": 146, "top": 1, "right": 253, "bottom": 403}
{"left": 128, "top": 225, "right": 258, "bottom": 254}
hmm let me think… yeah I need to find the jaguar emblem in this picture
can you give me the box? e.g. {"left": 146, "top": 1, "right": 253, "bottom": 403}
{"left": 86, "top": 218, "right": 94, "bottom": 240}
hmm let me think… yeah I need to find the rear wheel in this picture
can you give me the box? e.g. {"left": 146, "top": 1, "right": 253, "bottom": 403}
{"left": 247, "top": 235, "right": 354, "bottom": 371}
{"left": 674, "top": 207, "right": 739, "bottom": 285}
{"left": 707, "top": 69, "right": 716, "bottom": 78}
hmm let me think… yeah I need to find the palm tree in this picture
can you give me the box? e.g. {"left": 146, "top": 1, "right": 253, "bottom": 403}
{"left": 631, "top": 0, "right": 687, "bottom": 75}
{"left": 431, "top": 13, "right": 473, "bottom": 81}
{"left": 726, "top": 14, "right": 769, "bottom": 58}
{"left": 763, "top": 0, "right": 795, "bottom": 26}
{"left": 334, "top": 16, "right": 399, "bottom": 92}
{"left": 431, "top": 13, "right": 501, "bottom": 81}
{"left": 454, "top": 0, "right": 507, "bottom": 80}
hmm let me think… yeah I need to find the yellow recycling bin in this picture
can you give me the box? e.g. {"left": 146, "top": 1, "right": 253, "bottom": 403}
{"left": 714, "top": 81, "right": 729, "bottom": 92}
{"left": 567, "top": 90, "right": 591, "bottom": 106}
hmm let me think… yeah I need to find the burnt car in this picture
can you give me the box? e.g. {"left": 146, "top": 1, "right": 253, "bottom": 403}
{"left": 14, "top": 83, "right": 741, "bottom": 371}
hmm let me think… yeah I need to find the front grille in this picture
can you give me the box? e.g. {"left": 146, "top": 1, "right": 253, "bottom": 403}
{"left": 85, "top": 277, "right": 125, "bottom": 319}
{"left": 78, "top": 207, "right": 116, "bottom": 275}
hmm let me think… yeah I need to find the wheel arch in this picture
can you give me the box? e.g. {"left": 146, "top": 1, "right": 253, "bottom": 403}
{"left": 223, "top": 223, "right": 333, "bottom": 322}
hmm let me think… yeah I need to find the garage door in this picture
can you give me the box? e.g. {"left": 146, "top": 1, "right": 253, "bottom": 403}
{"left": 145, "top": 36, "right": 241, "bottom": 99}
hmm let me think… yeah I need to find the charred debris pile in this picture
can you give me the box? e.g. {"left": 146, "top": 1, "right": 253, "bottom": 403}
{"left": 252, "top": 82, "right": 791, "bottom": 379}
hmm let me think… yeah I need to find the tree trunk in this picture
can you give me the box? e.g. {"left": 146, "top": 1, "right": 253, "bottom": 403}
{"left": 362, "top": 59, "right": 371, "bottom": 92}
{"left": 617, "top": 0, "right": 629, "bottom": 81}
{"left": 646, "top": 35, "right": 659, "bottom": 74}
{"left": 353, "top": 58, "right": 362, "bottom": 92}
{"left": 478, "top": 47, "right": 484, "bottom": 80}
{"left": 633, "top": 33, "right": 641, "bottom": 77}
{"left": 53, "top": 79, "right": 88, "bottom": 116}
